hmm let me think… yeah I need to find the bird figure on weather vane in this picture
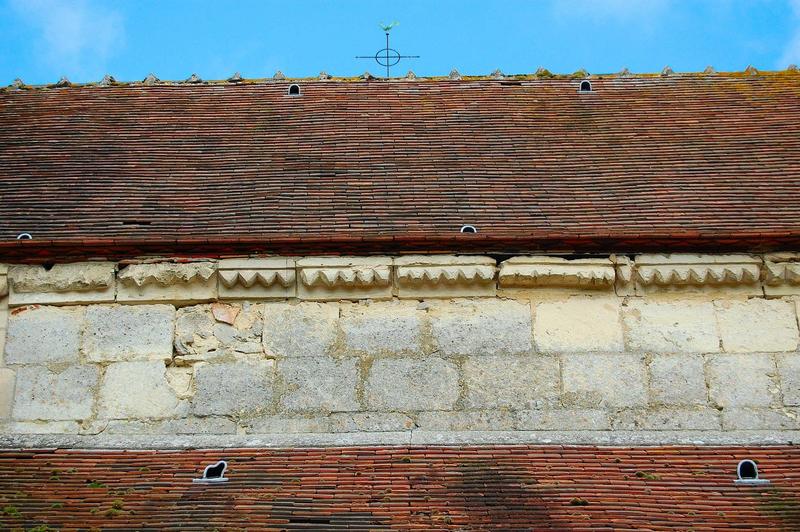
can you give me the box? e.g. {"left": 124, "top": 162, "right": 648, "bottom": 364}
{"left": 356, "top": 22, "right": 419, "bottom": 78}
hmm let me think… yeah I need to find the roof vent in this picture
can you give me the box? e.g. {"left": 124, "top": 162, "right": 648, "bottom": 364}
{"left": 579, "top": 80, "right": 592, "bottom": 93}
{"left": 184, "top": 73, "right": 203, "bottom": 84}
{"left": 193, "top": 460, "right": 229, "bottom": 484}
{"left": 16, "top": 233, "right": 32, "bottom": 240}
{"left": 735, "top": 459, "right": 769, "bottom": 485}
{"left": 319, "top": 71, "right": 332, "bottom": 80}
{"left": 460, "top": 225, "right": 478, "bottom": 234}
{"left": 362, "top": 71, "right": 375, "bottom": 80}
{"left": 287, "top": 84, "right": 301, "bottom": 96}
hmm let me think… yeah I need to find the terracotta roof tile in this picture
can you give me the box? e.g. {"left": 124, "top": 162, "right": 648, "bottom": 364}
{"left": 0, "top": 446, "right": 798, "bottom": 529}
{"left": 1, "top": 72, "right": 800, "bottom": 259}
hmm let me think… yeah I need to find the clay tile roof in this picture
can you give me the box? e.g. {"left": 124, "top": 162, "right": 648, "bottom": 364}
{"left": 1, "top": 71, "right": 800, "bottom": 260}
{"left": 1, "top": 446, "right": 799, "bottom": 529}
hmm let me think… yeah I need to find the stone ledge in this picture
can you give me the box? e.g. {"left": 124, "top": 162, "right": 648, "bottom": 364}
{"left": 8, "top": 262, "right": 115, "bottom": 305}
{"left": 218, "top": 258, "right": 296, "bottom": 299}
{"left": 633, "top": 254, "right": 762, "bottom": 295}
{"left": 1, "top": 430, "right": 797, "bottom": 449}
{"left": 117, "top": 262, "right": 217, "bottom": 303}
{"left": 499, "top": 256, "right": 614, "bottom": 290}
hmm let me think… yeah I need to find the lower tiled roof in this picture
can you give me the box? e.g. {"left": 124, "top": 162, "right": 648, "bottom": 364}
{"left": 0, "top": 445, "right": 798, "bottom": 530}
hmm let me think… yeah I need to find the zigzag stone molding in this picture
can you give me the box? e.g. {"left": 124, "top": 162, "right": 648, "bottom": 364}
{"left": 632, "top": 254, "right": 762, "bottom": 295}
{"left": 7, "top": 253, "right": 800, "bottom": 306}
{"left": 218, "top": 258, "right": 296, "bottom": 299}
{"left": 499, "top": 257, "right": 614, "bottom": 290}
{"left": 395, "top": 255, "right": 496, "bottom": 298}
{"left": 296, "top": 257, "right": 392, "bottom": 300}
{"left": 117, "top": 262, "right": 217, "bottom": 303}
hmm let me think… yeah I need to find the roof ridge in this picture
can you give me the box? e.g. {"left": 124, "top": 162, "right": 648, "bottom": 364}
{"left": 5, "top": 67, "right": 799, "bottom": 90}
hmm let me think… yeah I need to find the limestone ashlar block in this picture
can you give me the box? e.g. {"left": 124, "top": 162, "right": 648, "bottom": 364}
{"left": 429, "top": 299, "right": 532, "bottom": 356}
{"left": 218, "top": 258, "right": 296, "bottom": 299}
{"left": 706, "top": 354, "right": 776, "bottom": 408}
{"left": 116, "top": 261, "right": 217, "bottom": 303}
{"left": 763, "top": 253, "right": 800, "bottom": 295}
{"left": 192, "top": 360, "right": 273, "bottom": 416}
{"left": 715, "top": 299, "right": 799, "bottom": 353}
{"left": 8, "top": 262, "right": 115, "bottom": 306}
{"left": 13, "top": 365, "right": 98, "bottom": 421}
{"left": 633, "top": 253, "right": 761, "bottom": 294}
{"left": 4, "top": 306, "right": 82, "bottom": 364}
{"left": 365, "top": 357, "right": 459, "bottom": 411}
{"left": 610, "top": 407, "right": 721, "bottom": 431}
{"left": 561, "top": 353, "right": 647, "bottom": 408}
{"left": 648, "top": 354, "right": 708, "bottom": 406}
{"left": 499, "top": 256, "right": 614, "bottom": 290}
{"left": 297, "top": 257, "right": 392, "bottom": 301}
{"left": 340, "top": 301, "right": 422, "bottom": 354}
{"left": 83, "top": 304, "right": 175, "bottom": 362}
{"left": 777, "top": 354, "right": 800, "bottom": 406}
{"left": 263, "top": 302, "right": 339, "bottom": 358}
{"left": 623, "top": 299, "right": 719, "bottom": 353}
{"left": 462, "top": 355, "right": 559, "bottom": 409}
{"left": 395, "top": 255, "right": 496, "bottom": 298}
{"left": 0, "top": 368, "right": 15, "bottom": 419}
{"left": 533, "top": 297, "right": 624, "bottom": 352}
{"left": 278, "top": 357, "right": 359, "bottom": 413}
{"left": 98, "top": 360, "right": 185, "bottom": 419}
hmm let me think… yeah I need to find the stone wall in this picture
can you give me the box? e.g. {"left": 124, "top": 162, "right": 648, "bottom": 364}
{"left": 0, "top": 254, "right": 799, "bottom": 447}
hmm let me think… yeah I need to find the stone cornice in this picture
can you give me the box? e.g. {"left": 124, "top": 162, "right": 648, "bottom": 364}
{"left": 499, "top": 257, "right": 614, "bottom": 289}
{"left": 7, "top": 253, "right": 800, "bottom": 305}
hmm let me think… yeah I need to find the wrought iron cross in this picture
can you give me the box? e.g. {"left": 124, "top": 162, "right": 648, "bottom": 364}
{"left": 356, "top": 22, "right": 419, "bottom": 78}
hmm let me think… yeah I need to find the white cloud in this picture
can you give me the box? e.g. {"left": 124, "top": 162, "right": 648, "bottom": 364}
{"left": 780, "top": 0, "right": 800, "bottom": 66}
{"left": 10, "top": 0, "right": 125, "bottom": 80}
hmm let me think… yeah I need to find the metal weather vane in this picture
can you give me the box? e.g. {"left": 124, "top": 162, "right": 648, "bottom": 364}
{"left": 356, "top": 22, "right": 419, "bottom": 78}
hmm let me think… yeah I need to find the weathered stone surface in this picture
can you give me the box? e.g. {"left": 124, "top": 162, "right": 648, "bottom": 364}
{"left": 297, "top": 257, "right": 392, "bottom": 300}
{"left": 4, "top": 421, "right": 81, "bottom": 434}
{"left": 0, "top": 368, "right": 15, "bottom": 418}
{"left": 462, "top": 355, "right": 559, "bottom": 409}
{"left": 648, "top": 354, "right": 707, "bottom": 406}
{"left": 777, "top": 354, "right": 800, "bottom": 406}
{"left": 13, "top": 365, "right": 98, "bottom": 420}
{"left": 8, "top": 262, "right": 116, "bottom": 305}
{"left": 263, "top": 302, "right": 338, "bottom": 358}
{"left": 340, "top": 301, "right": 422, "bottom": 354}
{"left": 0, "top": 265, "right": 7, "bottom": 298}
{"left": 279, "top": 357, "right": 359, "bottom": 412}
{"left": 218, "top": 258, "right": 296, "bottom": 299}
{"left": 763, "top": 257, "right": 800, "bottom": 296}
{"left": 366, "top": 358, "right": 459, "bottom": 411}
{"left": 175, "top": 303, "right": 264, "bottom": 362}
{"left": 706, "top": 354, "right": 776, "bottom": 408}
{"left": 611, "top": 407, "right": 721, "bottom": 430}
{"left": 84, "top": 304, "right": 174, "bottom": 362}
{"left": 5, "top": 306, "right": 82, "bottom": 364}
{"left": 534, "top": 297, "right": 623, "bottom": 352}
{"left": 516, "top": 409, "right": 611, "bottom": 431}
{"left": 721, "top": 407, "right": 799, "bottom": 430}
{"left": 562, "top": 354, "right": 647, "bottom": 408}
{"left": 623, "top": 300, "right": 719, "bottom": 353}
{"left": 499, "top": 256, "right": 614, "bottom": 289}
{"left": 415, "top": 410, "right": 516, "bottom": 431}
{"left": 192, "top": 360, "right": 273, "bottom": 416}
{"left": 395, "top": 255, "right": 496, "bottom": 298}
{"left": 117, "top": 261, "right": 217, "bottom": 303}
{"left": 245, "top": 412, "right": 414, "bottom": 433}
{"left": 98, "top": 361, "right": 184, "bottom": 419}
{"left": 715, "top": 299, "right": 799, "bottom": 352}
{"left": 429, "top": 299, "right": 532, "bottom": 355}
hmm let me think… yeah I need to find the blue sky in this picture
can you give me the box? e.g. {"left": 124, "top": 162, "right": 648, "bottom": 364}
{"left": 1, "top": 0, "right": 799, "bottom": 85}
